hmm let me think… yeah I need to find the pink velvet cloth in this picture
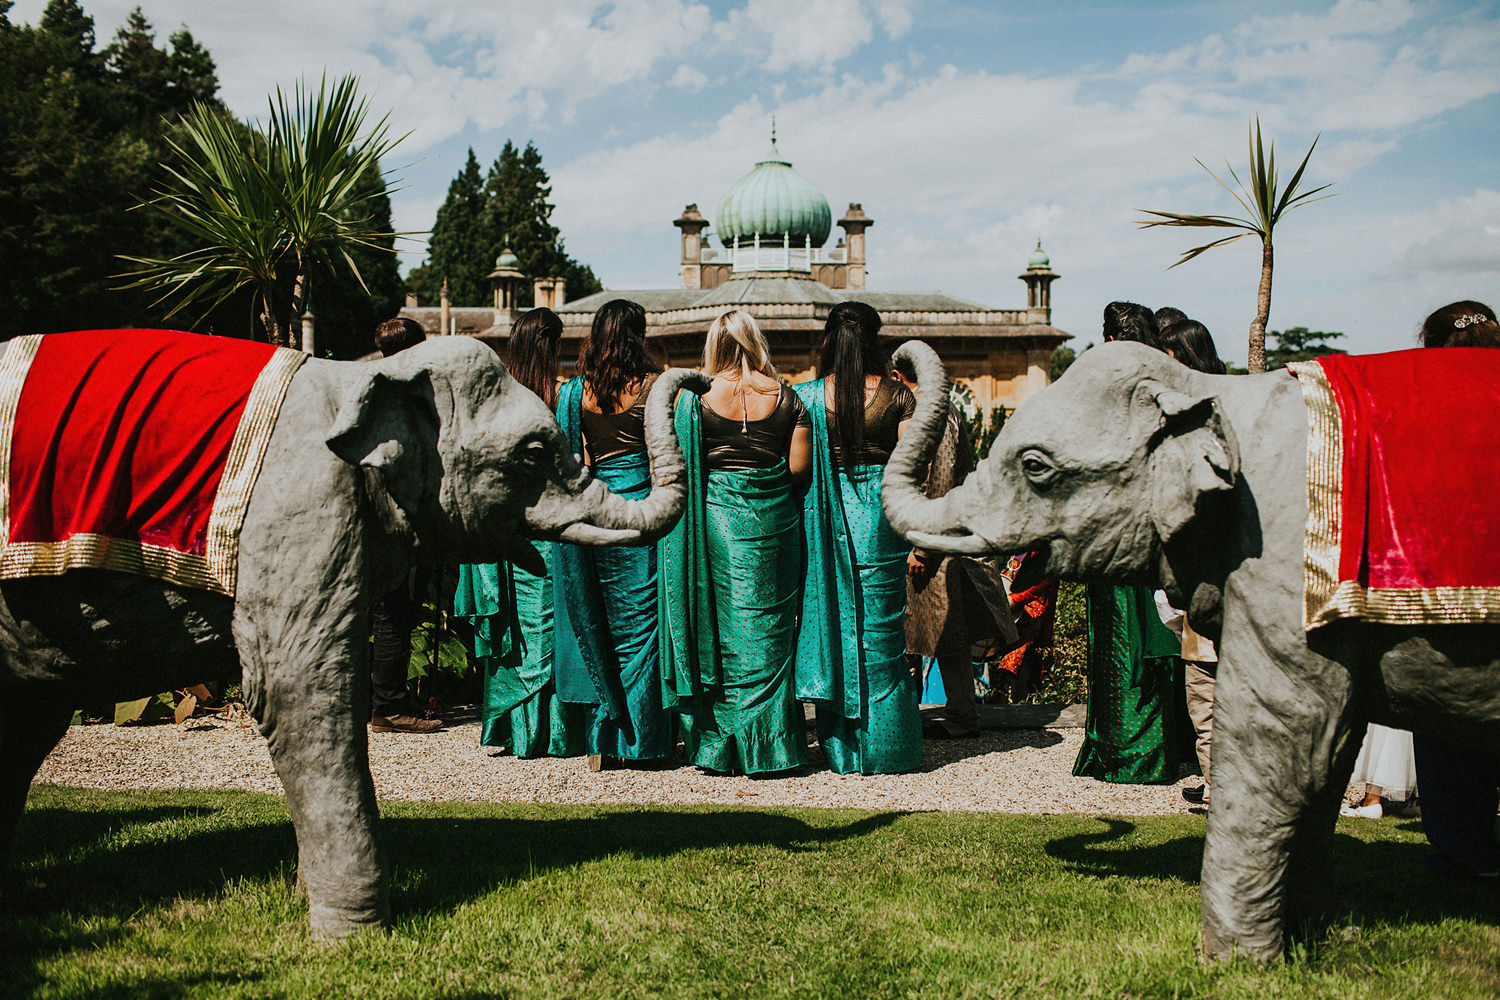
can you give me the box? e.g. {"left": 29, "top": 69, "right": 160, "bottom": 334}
{"left": 1318, "top": 349, "right": 1500, "bottom": 593}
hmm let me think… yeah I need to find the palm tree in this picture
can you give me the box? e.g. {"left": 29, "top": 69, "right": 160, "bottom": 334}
{"left": 1139, "top": 119, "right": 1333, "bottom": 373}
{"left": 121, "top": 75, "right": 405, "bottom": 348}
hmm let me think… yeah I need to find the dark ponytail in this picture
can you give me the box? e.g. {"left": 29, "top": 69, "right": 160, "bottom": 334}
{"left": 507, "top": 307, "right": 563, "bottom": 409}
{"left": 818, "top": 301, "right": 887, "bottom": 461}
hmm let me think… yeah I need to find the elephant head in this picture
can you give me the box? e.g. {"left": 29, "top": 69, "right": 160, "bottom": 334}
{"left": 882, "top": 340, "right": 1240, "bottom": 588}
{"left": 324, "top": 336, "right": 708, "bottom": 572}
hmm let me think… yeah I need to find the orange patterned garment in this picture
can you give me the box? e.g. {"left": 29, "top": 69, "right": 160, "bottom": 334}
{"left": 0, "top": 329, "right": 304, "bottom": 596}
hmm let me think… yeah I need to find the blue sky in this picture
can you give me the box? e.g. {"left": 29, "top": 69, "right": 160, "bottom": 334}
{"left": 14, "top": 0, "right": 1500, "bottom": 362}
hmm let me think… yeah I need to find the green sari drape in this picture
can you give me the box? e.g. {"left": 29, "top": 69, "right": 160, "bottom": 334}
{"left": 791, "top": 379, "right": 920, "bottom": 775}
{"left": 551, "top": 376, "right": 674, "bottom": 761}
{"left": 1073, "top": 584, "right": 1184, "bottom": 783}
{"left": 454, "top": 550, "right": 584, "bottom": 758}
{"left": 659, "top": 393, "right": 806, "bottom": 774}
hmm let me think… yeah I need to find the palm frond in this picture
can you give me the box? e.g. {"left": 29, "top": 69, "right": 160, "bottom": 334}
{"left": 118, "top": 75, "right": 408, "bottom": 335}
{"left": 1138, "top": 117, "right": 1334, "bottom": 268}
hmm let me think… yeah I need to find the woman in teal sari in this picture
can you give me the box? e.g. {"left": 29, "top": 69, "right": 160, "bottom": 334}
{"left": 454, "top": 307, "right": 584, "bottom": 757}
{"left": 660, "top": 308, "right": 811, "bottom": 774}
{"left": 553, "top": 299, "right": 674, "bottom": 766}
{"left": 794, "top": 301, "right": 921, "bottom": 774}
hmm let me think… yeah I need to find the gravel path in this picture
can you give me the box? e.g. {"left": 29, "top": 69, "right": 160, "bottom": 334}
{"left": 37, "top": 705, "right": 1205, "bottom": 816}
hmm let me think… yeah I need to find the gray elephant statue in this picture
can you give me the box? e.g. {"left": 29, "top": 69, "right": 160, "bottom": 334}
{"left": 882, "top": 339, "right": 1500, "bottom": 963}
{"left": 0, "top": 329, "right": 706, "bottom": 940}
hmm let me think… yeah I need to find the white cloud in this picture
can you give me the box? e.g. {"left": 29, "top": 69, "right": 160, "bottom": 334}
{"left": 7, "top": 0, "right": 1494, "bottom": 362}
{"left": 546, "top": 3, "right": 1499, "bottom": 363}
{"left": 1390, "top": 189, "right": 1500, "bottom": 278}
{"left": 670, "top": 64, "right": 710, "bottom": 91}
{"left": 719, "top": 0, "right": 875, "bottom": 72}
{"left": 874, "top": 0, "right": 916, "bottom": 38}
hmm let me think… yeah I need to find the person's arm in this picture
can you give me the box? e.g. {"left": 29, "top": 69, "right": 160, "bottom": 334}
{"left": 787, "top": 425, "right": 812, "bottom": 486}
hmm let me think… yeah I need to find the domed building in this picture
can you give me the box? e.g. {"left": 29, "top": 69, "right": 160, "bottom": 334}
{"left": 405, "top": 133, "right": 1069, "bottom": 412}
{"left": 561, "top": 135, "right": 1067, "bottom": 410}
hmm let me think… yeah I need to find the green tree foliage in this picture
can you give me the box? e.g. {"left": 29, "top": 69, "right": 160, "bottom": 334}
{"left": 1264, "top": 326, "right": 1347, "bottom": 370}
{"left": 309, "top": 162, "right": 404, "bottom": 358}
{"left": 958, "top": 402, "right": 1007, "bottom": 469}
{"left": 1, "top": 3, "right": 397, "bottom": 350}
{"left": 1140, "top": 119, "right": 1334, "bottom": 373}
{"left": 408, "top": 140, "right": 603, "bottom": 307}
{"left": 0, "top": 1, "right": 236, "bottom": 337}
{"left": 38, "top": 0, "right": 96, "bottom": 66}
{"left": 410, "top": 149, "right": 488, "bottom": 307}
{"left": 1050, "top": 344, "right": 1076, "bottom": 381}
{"left": 123, "top": 74, "right": 404, "bottom": 349}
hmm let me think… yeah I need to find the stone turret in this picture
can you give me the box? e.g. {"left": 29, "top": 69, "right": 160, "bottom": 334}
{"left": 674, "top": 204, "right": 710, "bottom": 289}
{"left": 837, "top": 203, "right": 873, "bottom": 291}
{"left": 1018, "top": 239, "right": 1059, "bottom": 324}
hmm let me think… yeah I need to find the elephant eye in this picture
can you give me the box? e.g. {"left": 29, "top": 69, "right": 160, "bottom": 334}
{"left": 1019, "top": 450, "right": 1057, "bottom": 487}
{"left": 520, "top": 437, "right": 547, "bottom": 465}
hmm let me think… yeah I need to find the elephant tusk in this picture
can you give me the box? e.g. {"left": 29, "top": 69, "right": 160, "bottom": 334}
{"left": 559, "top": 523, "right": 644, "bottom": 546}
{"left": 904, "top": 530, "right": 995, "bottom": 555}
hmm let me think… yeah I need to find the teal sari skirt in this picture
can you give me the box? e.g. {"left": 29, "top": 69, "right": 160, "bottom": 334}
{"left": 813, "top": 466, "right": 922, "bottom": 775}
{"left": 454, "top": 552, "right": 585, "bottom": 758}
{"left": 677, "top": 465, "right": 807, "bottom": 773}
{"left": 553, "top": 450, "right": 674, "bottom": 760}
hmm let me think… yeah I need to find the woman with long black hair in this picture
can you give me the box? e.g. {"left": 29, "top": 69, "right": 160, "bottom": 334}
{"left": 552, "top": 299, "right": 673, "bottom": 766}
{"left": 793, "top": 300, "right": 921, "bottom": 774}
{"left": 454, "top": 307, "right": 585, "bottom": 758}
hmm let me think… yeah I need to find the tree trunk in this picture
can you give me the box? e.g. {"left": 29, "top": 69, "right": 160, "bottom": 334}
{"left": 258, "top": 288, "right": 288, "bottom": 348}
{"left": 1247, "top": 239, "right": 1273, "bottom": 374}
{"left": 288, "top": 259, "right": 308, "bottom": 353}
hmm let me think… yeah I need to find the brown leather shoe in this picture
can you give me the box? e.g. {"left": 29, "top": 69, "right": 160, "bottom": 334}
{"left": 370, "top": 714, "right": 443, "bottom": 734}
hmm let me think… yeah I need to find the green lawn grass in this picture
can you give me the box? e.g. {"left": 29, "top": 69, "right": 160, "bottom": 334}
{"left": 4, "top": 785, "right": 1497, "bottom": 999}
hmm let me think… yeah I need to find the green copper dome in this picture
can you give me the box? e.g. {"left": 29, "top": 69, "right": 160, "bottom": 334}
{"left": 716, "top": 141, "right": 832, "bottom": 249}
{"left": 1027, "top": 239, "right": 1050, "bottom": 269}
{"left": 494, "top": 247, "right": 521, "bottom": 269}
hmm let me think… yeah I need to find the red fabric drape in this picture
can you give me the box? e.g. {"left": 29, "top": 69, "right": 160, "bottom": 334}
{"left": 8, "top": 330, "right": 278, "bottom": 556}
{"left": 1320, "top": 348, "right": 1500, "bottom": 591}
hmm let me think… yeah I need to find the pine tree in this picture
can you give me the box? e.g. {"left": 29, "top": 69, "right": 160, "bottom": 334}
{"left": 166, "top": 28, "right": 216, "bottom": 106}
{"left": 413, "top": 149, "right": 489, "bottom": 307}
{"left": 484, "top": 140, "right": 601, "bottom": 306}
{"left": 39, "top": 0, "right": 96, "bottom": 68}
{"left": 104, "top": 8, "right": 172, "bottom": 121}
{"left": 408, "top": 140, "right": 602, "bottom": 308}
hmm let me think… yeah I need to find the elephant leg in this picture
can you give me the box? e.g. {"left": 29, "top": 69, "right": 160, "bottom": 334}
{"left": 0, "top": 686, "right": 75, "bottom": 871}
{"left": 1199, "top": 632, "right": 1359, "bottom": 963}
{"left": 239, "top": 625, "right": 388, "bottom": 940}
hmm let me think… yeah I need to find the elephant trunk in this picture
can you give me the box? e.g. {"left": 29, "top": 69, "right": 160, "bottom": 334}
{"left": 881, "top": 341, "right": 993, "bottom": 554}
{"left": 570, "top": 366, "right": 711, "bottom": 544}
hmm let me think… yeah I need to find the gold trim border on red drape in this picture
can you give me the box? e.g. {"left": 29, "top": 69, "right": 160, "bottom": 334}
{"left": 1290, "top": 359, "right": 1500, "bottom": 629}
{"left": 0, "top": 335, "right": 305, "bottom": 597}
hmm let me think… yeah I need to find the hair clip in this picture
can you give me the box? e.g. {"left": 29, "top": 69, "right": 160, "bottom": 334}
{"left": 1454, "top": 314, "right": 1487, "bottom": 329}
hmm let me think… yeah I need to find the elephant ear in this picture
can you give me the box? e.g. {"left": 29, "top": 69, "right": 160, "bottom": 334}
{"left": 325, "top": 366, "right": 439, "bottom": 524}
{"left": 1140, "top": 381, "right": 1240, "bottom": 545}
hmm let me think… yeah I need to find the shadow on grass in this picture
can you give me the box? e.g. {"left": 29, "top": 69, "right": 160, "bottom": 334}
{"left": 1045, "top": 816, "right": 1499, "bottom": 946}
{"left": 1045, "top": 817, "right": 1204, "bottom": 883}
{"left": 380, "top": 807, "right": 904, "bottom": 916}
{"left": 4, "top": 794, "right": 907, "bottom": 993}
{"left": 6, "top": 794, "right": 903, "bottom": 920}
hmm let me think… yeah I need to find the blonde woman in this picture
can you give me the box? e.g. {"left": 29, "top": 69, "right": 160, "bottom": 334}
{"left": 659, "top": 308, "right": 811, "bottom": 773}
